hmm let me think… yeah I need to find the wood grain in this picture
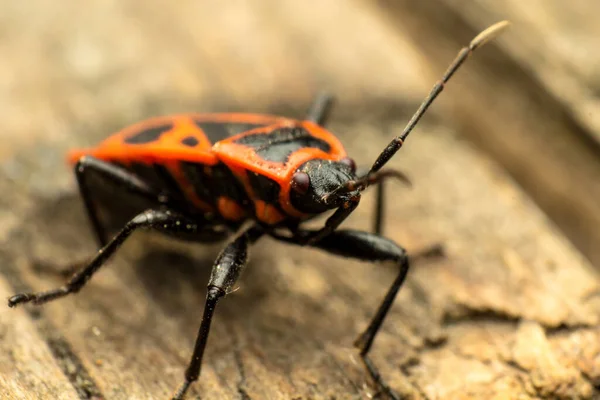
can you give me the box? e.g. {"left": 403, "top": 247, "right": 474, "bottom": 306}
{"left": 3, "top": 118, "right": 599, "bottom": 399}
{"left": 369, "top": 0, "right": 600, "bottom": 266}
{"left": 1, "top": 1, "right": 599, "bottom": 399}
{"left": 0, "top": 279, "right": 80, "bottom": 400}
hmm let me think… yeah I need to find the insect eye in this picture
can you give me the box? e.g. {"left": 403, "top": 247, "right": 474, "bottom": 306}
{"left": 340, "top": 157, "right": 356, "bottom": 173}
{"left": 291, "top": 171, "right": 310, "bottom": 194}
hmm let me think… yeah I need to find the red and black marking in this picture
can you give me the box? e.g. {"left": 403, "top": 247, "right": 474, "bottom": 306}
{"left": 67, "top": 112, "right": 349, "bottom": 226}
{"left": 213, "top": 121, "right": 347, "bottom": 222}
{"left": 233, "top": 126, "right": 331, "bottom": 163}
{"left": 66, "top": 114, "right": 298, "bottom": 224}
{"left": 181, "top": 136, "right": 199, "bottom": 147}
{"left": 180, "top": 161, "right": 250, "bottom": 221}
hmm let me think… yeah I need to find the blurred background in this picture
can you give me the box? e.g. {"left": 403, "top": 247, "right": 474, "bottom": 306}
{"left": 1, "top": 1, "right": 600, "bottom": 399}
{"left": 2, "top": 0, "right": 599, "bottom": 266}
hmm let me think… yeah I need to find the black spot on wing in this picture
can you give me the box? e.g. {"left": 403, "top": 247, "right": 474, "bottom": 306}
{"left": 124, "top": 124, "right": 173, "bottom": 144}
{"left": 234, "top": 127, "right": 331, "bottom": 163}
{"left": 194, "top": 121, "right": 265, "bottom": 144}
{"left": 181, "top": 136, "right": 199, "bottom": 147}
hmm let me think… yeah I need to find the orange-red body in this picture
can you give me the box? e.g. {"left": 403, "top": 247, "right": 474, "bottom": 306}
{"left": 68, "top": 113, "right": 348, "bottom": 227}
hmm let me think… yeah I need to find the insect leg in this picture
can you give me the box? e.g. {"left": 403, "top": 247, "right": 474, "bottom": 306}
{"left": 290, "top": 229, "right": 410, "bottom": 399}
{"left": 8, "top": 209, "right": 200, "bottom": 307}
{"left": 373, "top": 180, "right": 385, "bottom": 235}
{"left": 74, "top": 155, "right": 158, "bottom": 247}
{"left": 173, "top": 226, "right": 264, "bottom": 400}
{"left": 409, "top": 244, "right": 444, "bottom": 264}
{"left": 305, "top": 91, "right": 335, "bottom": 126}
{"left": 364, "top": 171, "right": 443, "bottom": 260}
{"left": 360, "top": 169, "right": 411, "bottom": 235}
{"left": 302, "top": 197, "right": 360, "bottom": 244}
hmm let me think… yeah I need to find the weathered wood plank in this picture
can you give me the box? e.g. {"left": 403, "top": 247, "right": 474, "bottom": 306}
{"left": 446, "top": 0, "right": 600, "bottom": 143}
{"left": 1, "top": 1, "right": 599, "bottom": 399}
{"left": 4, "top": 117, "right": 599, "bottom": 399}
{"left": 0, "top": 278, "right": 79, "bottom": 400}
{"left": 368, "top": 0, "right": 600, "bottom": 266}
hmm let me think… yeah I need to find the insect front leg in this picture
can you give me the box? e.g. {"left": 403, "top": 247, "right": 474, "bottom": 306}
{"left": 293, "top": 197, "right": 360, "bottom": 245}
{"left": 285, "top": 229, "right": 412, "bottom": 400}
{"left": 366, "top": 171, "right": 443, "bottom": 260}
{"left": 366, "top": 170, "right": 410, "bottom": 236}
{"left": 173, "top": 225, "right": 263, "bottom": 400}
{"left": 8, "top": 209, "right": 202, "bottom": 307}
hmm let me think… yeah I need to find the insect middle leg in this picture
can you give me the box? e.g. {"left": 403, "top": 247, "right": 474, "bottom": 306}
{"left": 368, "top": 173, "right": 443, "bottom": 261}
{"left": 285, "top": 229, "right": 412, "bottom": 400}
{"left": 173, "top": 225, "right": 264, "bottom": 400}
{"left": 8, "top": 209, "right": 210, "bottom": 307}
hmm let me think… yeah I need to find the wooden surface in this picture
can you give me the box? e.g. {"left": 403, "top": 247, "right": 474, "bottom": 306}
{"left": 1, "top": 1, "right": 600, "bottom": 399}
{"left": 381, "top": 0, "right": 600, "bottom": 268}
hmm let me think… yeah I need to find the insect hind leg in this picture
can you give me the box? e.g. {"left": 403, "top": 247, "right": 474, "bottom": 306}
{"left": 173, "top": 225, "right": 264, "bottom": 399}
{"left": 74, "top": 155, "right": 159, "bottom": 247}
{"left": 305, "top": 91, "right": 335, "bottom": 126}
{"left": 8, "top": 209, "right": 208, "bottom": 308}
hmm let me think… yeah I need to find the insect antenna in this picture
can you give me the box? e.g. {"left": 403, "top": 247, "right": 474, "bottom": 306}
{"left": 328, "top": 20, "right": 510, "bottom": 201}
{"left": 369, "top": 20, "right": 510, "bottom": 175}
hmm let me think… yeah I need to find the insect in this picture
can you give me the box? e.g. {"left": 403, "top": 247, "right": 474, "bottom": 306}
{"left": 8, "top": 21, "right": 509, "bottom": 399}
